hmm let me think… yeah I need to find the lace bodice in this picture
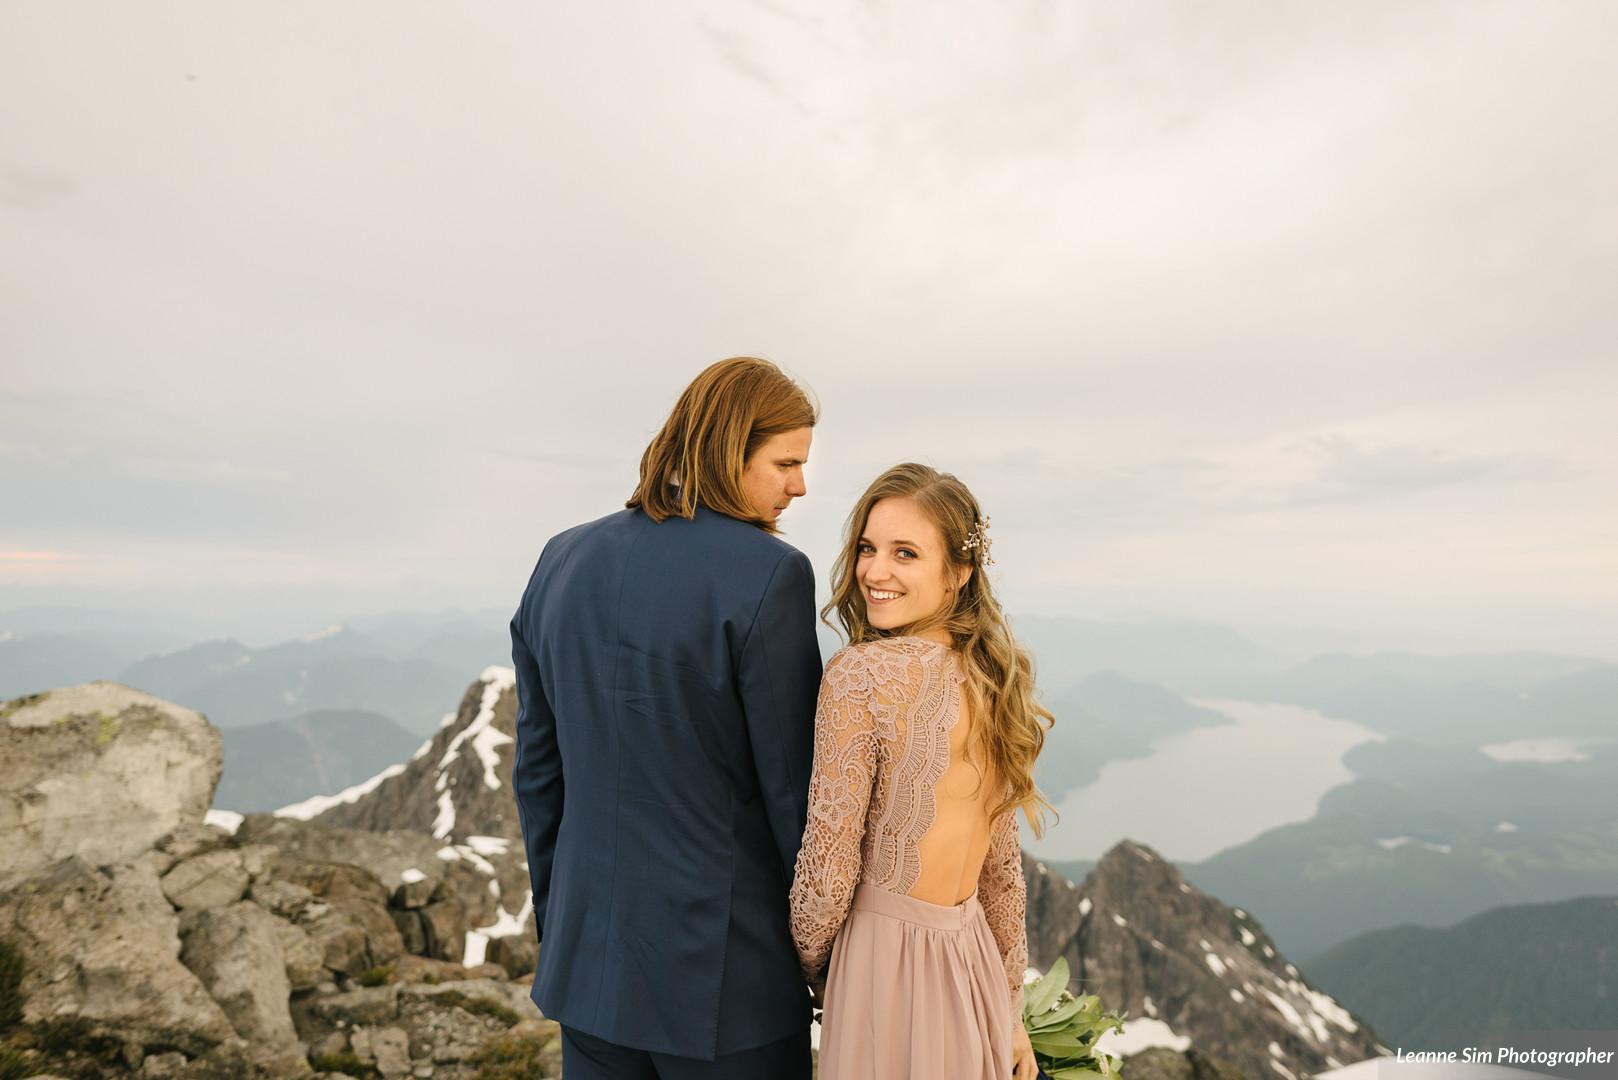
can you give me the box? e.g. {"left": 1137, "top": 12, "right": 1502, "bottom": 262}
{"left": 788, "top": 637, "right": 1029, "bottom": 1012}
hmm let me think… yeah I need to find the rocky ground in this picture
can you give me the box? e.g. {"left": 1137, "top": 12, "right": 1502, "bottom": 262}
{"left": 1, "top": 682, "right": 556, "bottom": 1078}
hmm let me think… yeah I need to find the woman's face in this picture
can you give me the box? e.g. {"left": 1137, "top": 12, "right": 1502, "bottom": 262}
{"left": 856, "top": 496, "right": 969, "bottom": 638}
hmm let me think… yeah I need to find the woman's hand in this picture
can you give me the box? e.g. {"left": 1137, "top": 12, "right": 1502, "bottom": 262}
{"left": 1011, "top": 1022, "right": 1038, "bottom": 1079}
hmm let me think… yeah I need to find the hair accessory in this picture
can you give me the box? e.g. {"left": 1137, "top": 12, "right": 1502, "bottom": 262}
{"left": 961, "top": 515, "right": 994, "bottom": 566}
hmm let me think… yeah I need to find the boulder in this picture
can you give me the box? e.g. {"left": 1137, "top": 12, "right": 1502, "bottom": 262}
{"left": 486, "top": 932, "right": 538, "bottom": 978}
{"left": 161, "top": 848, "right": 251, "bottom": 910}
{"left": 0, "top": 855, "right": 234, "bottom": 1055}
{"left": 1, "top": 683, "right": 222, "bottom": 891}
{"left": 177, "top": 900, "right": 307, "bottom": 1073}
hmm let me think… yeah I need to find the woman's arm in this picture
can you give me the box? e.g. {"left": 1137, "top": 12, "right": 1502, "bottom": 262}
{"left": 978, "top": 807, "right": 1030, "bottom": 1016}
{"left": 787, "top": 647, "right": 882, "bottom": 983}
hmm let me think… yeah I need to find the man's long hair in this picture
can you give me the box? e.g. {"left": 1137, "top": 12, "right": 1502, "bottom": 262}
{"left": 627, "top": 357, "right": 818, "bottom": 532}
{"left": 822, "top": 462, "right": 1056, "bottom": 835}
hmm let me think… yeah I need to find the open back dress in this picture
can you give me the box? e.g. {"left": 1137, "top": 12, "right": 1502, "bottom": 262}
{"left": 788, "top": 637, "right": 1029, "bottom": 1079}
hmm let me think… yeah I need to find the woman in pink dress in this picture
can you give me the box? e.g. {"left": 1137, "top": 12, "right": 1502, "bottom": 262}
{"left": 789, "top": 462, "right": 1053, "bottom": 1080}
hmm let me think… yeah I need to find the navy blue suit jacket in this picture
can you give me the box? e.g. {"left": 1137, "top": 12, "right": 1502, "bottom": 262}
{"left": 509, "top": 504, "right": 822, "bottom": 1060}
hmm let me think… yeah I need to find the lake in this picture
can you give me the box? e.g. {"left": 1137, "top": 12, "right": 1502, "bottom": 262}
{"left": 1026, "top": 699, "right": 1384, "bottom": 863}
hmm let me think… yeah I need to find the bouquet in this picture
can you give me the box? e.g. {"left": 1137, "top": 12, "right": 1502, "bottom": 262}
{"left": 1021, "top": 957, "right": 1127, "bottom": 1079}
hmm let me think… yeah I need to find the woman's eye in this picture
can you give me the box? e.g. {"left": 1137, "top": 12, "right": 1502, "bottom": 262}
{"left": 897, "top": 549, "right": 916, "bottom": 559}
{"left": 857, "top": 543, "right": 875, "bottom": 555}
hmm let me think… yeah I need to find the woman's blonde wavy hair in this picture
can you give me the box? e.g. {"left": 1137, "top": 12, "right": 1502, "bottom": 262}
{"left": 823, "top": 462, "right": 1055, "bottom": 836}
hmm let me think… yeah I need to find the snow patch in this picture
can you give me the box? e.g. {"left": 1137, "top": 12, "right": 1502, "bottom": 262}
{"left": 1230, "top": 988, "right": 1245, "bottom": 1002}
{"left": 1204, "top": 952, "right": 1227, "bottom": 976}
{"left": 1151, "top": 939, "right": 1165, "bottom": 951}
{"left": 1143, "top": 995, "right": 1157, "bottom": 1018}
{"left": 400, "top": 868, "right": 426, "bottom": 885}
{"left": 1269, "top": 1042, "right": 1284, "bottom": 1058}
{"left": 1037, "top": 862, "right": 1047, "bottom": 875}
{"left": 463, "top": 893, "right": 533, "bottom": 967}
{"left": 204, "top": 809, "right": 243, "bottom": 834}
{"left": 1261, "top": 988, "right": 1311, "bottom": 1042}
{"left": 436, "top": 668, "right": 516, "bottom": 793}
{"left": 1078, "top": 897, "right": 1092, "bottom": 917}
{"left": 465, "top": 835, "right": 511, "bottom": 857}
{"left": 1111, "top": 913, "right": 1128, "bottom": 927}
{"left": 436, "top": 846, "right": 460, "bottom": 861}
{"left": 432, "top": 789, "right": 457, "bottom": 840}
{"left": 275, "top": 763, "right": 406, "bottom": 820}
{"left": 1299, "top": 985, "right": 1359, "bottom": 1033}
{"left": 1234, "top": 909, "right": 1246, "bottom": 919}
{"left": 1240, "top": 927, "right": 1257, "bottom": 946}
{"left": 1270, "top": 1059, "right": 1298, "bottom": 1080}
{"left": 1134, "top": 848, "right": 1155, "bottom": 862}
{"left": 1178, "top": 883, "right": 1191, "bottom": 893}
{"left": 1096, "top": 1017, "right": 1189, "bottom": 1056}
{"left": 1263, "top": 945, "right": 1275, "bottom": 958}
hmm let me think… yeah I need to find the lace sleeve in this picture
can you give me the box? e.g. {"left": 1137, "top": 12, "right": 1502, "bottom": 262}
{"left": 787, "top": 648, "right": 883, "bottom": 982}
{"left": 978, "top": 806, "right": 1029, "bottom": 1015}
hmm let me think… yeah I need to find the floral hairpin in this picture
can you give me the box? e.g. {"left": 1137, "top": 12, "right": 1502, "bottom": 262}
{"left": 961, "top": 515, "right": 994, "bottom": 566}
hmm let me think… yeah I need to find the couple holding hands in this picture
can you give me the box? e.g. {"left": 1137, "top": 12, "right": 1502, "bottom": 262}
{"left": 511, "top": 357, "right": 1053, "bottom": 1079}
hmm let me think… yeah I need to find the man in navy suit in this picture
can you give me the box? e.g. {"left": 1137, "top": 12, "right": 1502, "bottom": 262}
{"left": 510, "top": 357, "right": 823, "bottom": 1078}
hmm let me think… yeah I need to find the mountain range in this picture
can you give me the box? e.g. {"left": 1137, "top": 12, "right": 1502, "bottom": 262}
{"left": 1303, "top": 894, "right": 1618, "bottom": 1050}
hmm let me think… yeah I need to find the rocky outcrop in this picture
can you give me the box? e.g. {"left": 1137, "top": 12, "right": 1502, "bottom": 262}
{"left": 0, "top": 682, "right": 558, "bottom": 1079}
{"left": 1024, "top": 841, "right": 1388, "bottom": 1080}
{"left": 1, "top": 682, "right": 222, "bottom": 891}
{"left": 0, "top": 854, "right": 236, "bottom": 1055}
{"left": 280, "top": 668, "right": 536, "bottom": 971}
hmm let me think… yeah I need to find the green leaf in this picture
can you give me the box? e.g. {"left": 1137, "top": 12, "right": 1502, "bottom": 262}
{"left": 1027, "top": 996, "right": 1089, "bottom": 1032}
{"left": 1024, "top": 956, "right": 1070, "bottom": 1017}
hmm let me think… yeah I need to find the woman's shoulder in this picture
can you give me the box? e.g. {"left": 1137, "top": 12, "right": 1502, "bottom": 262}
{"left": 824, "top": 637, "right": 951, "bottom": 696}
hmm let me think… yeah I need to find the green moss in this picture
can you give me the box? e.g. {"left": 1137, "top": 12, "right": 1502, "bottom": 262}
{"left": 0, "top": 1042, "right": 40, "bottom": 1080}
{"left": 470, "top": 1033, "right": 548, "bottom": 1080}
{"left": 358, "top": 964, "right": 394, "bottom": 987}
{"left": 0, "top": 939, "right": 23, "bottom": 1031}
{"left": 95, "top": 714, "right": 120, "bottom": 745}
{"left": 32, "top": 1016, "right": 121, "bottom": 1063}
{"left": 0, "top": 693, "right": 46, "bottom": 722}
{"left": 310, "top": 1051, "right": 380, "bottom": 1077}
{"left": 432, "top": 989, "right": 520, "bottom": 1026}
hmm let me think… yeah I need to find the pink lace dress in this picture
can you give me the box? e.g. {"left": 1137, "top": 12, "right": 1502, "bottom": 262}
{"left": 788, "top": 638, "right": 1029, "bottom": 1079}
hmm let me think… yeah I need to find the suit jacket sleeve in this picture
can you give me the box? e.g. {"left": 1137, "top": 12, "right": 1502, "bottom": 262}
{"left": 736, "top": 548, "right": 823, "bottom": 881}
{"left": 510, "top": 609, "right": 562, "bottom": 943}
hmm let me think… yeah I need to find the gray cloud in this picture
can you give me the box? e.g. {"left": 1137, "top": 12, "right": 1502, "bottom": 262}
{"left": 0, "top": 162, "right": 75, "bottom": 209}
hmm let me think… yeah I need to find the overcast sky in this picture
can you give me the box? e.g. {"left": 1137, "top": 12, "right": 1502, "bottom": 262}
{"left": 3, "top": 1, "right": 1615, "bottom": 656}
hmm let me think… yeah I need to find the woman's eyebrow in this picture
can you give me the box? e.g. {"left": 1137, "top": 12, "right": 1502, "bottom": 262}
{"left": 858, "top": 535, "right": 924, "bottom": 549}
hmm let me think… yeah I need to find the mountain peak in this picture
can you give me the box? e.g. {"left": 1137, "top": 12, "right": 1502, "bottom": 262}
{"left": 1024, "top": 846, "right": 1385, "bottom": 1080}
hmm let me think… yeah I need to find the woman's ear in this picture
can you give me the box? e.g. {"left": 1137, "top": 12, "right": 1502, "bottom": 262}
{"left": 955, "top": 563, "right": 973, "bottom": 592}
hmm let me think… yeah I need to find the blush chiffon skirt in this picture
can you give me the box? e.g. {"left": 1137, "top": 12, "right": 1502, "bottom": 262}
{"left": 817, "top": 883, "right": 1017, "bottom": 1079}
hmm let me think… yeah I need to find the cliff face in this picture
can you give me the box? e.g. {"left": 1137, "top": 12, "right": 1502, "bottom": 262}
{"left": 281, "top": 666, "right": 535, "bottom": 974}
{"left": 1025, "top": 841, "right": 1388, "bottom": 1080}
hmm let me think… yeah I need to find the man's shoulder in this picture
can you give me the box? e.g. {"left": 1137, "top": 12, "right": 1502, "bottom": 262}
{"left": 545, "top": 506, "right": 805, "bottom": 575}
{"left": 675, "top": 507, "right": 811, "bottom": 579}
